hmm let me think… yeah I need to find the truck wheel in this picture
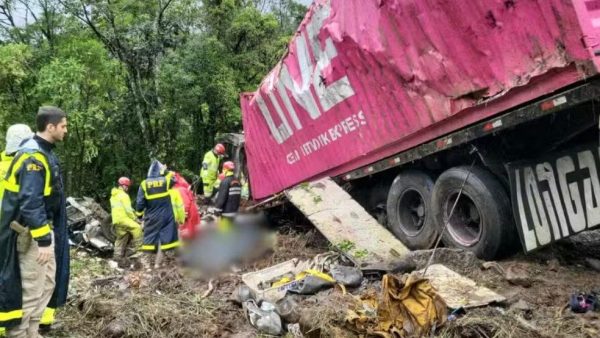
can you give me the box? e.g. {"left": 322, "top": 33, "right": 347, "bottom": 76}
{"left": 432, "top": 166, "right": 514, "bottom": 260}
{"left": 386, "top": 170, "right": 437, "bottom": 249}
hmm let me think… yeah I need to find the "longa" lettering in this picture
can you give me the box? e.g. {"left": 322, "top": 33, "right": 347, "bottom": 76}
{"left": 514, "top": 148, "right": 600, "bottom": 251}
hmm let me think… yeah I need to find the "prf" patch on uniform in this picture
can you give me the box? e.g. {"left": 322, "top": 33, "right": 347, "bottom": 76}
{"left": 26, "top": 163, "right": 42, "bottom": 171}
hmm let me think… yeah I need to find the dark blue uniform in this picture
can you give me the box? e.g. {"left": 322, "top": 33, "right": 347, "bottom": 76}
{"left": 135, "top": 161, "right": 179, "bottom": 251}
{"left": 0, "top": 136, "right": 69, "bottom": 328}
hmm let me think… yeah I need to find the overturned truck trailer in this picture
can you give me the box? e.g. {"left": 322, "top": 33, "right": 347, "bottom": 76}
{"left": 241, "top": 0, "right": 600, "bottom": 259}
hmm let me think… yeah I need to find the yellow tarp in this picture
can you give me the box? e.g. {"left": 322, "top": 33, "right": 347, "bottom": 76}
{"left": 347, "top": 273, "right": 447, "bottom": 337}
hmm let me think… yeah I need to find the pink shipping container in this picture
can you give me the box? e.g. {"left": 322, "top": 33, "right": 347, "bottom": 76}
{"left": 241, "top": 0, "right": 600, "bottom": 199}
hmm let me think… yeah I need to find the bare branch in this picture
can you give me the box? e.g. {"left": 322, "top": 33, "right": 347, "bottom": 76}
{"left": 17, "top": 0, "right": 37, "bottom": 22}
{"left": 0, "top": 1, "right": 18, "bottom": 29}
{"left": 156, "top": 0, "right": 174, "bottom": 36}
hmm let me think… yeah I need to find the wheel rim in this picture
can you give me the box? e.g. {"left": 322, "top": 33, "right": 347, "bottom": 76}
{"left": 445, "top": 192, "right": 483, "bottom": 247}
{"left": 396, "top": 189, "right": 426, "bottom": 236}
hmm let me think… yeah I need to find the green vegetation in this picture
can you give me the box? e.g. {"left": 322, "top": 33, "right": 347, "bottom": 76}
{"left": 0, "top": 0, "right": 306, "bottom": 200}
{"left": 335, "top": 240, "right": 356, "bottom": 253}
{"left": 354, "top": 249, "right": 368, "bottom": 259}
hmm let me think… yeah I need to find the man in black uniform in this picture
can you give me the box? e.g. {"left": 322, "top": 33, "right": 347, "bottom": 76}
{"left": 214, "top": 161, "right": 241, "bottom": 230}
{"left": 0, "top": 107, "right": 70, "bottom": 337}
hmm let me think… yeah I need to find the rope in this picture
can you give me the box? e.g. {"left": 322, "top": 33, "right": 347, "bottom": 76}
{"left": 423, "top": 160, "right": 476, "bottom": 275}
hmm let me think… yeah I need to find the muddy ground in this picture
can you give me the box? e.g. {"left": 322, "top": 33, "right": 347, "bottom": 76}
{"left": 47, "top": 212, "right": 600, "bottom": 338}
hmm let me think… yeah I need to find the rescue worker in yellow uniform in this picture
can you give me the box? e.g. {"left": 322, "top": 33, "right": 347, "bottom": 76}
{"left": 200, "top": 143, "right": 226, "bottom": 201}
{"left": 0, "top": 107, "right": 70, "bottom": 338}
{"left": 110, "top": 177, "right": 142, "bottom": 263}
{"left": 135, "top": 161, "right": 185, "bottom": 269}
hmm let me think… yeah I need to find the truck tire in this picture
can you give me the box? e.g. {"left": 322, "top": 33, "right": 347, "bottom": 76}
{"left": 386, "top": 170, "right": 437, "bottom": 249}
{"left": 432, "top": 166, "right": 514, "bottom": 260}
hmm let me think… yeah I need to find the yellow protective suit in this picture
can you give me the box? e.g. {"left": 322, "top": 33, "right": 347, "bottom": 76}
{"left": 200, "top": 150, "right": 220, "bottom": 198}
{"left": 110, "top": 187, "right": 142, "bottom": 257}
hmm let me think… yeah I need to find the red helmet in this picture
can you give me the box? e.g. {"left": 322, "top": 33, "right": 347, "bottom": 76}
{"left": 214, "top": 143, "right": 226, "bottom": 155}
{"left": 118, "top": 177, "right": 131, "bottom": 187}
{"left": 223, "top": 161, "right": 235, "bottom": 171}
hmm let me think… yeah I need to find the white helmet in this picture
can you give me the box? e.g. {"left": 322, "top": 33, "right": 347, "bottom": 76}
{"left": 5, "top": 124, "right": 33, "bottom": 154}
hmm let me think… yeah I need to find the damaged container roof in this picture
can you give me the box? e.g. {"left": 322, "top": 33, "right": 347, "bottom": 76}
{"left": 241, "top": 0, "right": 600, "bottom": 199}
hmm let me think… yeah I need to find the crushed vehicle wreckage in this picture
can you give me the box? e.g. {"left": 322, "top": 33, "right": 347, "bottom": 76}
{"left": 66, "top": 197, "right": 114, "bottom": 254}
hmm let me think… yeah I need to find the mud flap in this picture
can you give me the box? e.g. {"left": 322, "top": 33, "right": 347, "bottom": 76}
{"left": 286, "top": 178, "right": 410, "bottom": 268}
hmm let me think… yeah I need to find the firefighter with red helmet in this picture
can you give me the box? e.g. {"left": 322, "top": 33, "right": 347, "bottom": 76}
{"left": 110, "top": 177, "right": 142, "bottom": 261}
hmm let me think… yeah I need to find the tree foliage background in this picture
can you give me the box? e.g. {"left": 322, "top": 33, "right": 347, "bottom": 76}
{"left": 0, "top": 0, "right": 306, "bottom": 200}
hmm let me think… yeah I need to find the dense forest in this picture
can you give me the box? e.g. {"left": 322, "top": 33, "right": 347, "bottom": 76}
{"left": 0, "top": 0, "right": 306, "bottom": 199}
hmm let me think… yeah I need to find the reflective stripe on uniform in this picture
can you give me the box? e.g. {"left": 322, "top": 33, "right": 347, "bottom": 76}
{"left": 165, "top": 172, "right": 174, "bottom": 187}
{"left": 144, "top": 191, "right": 170, "bottom": 200}
{"left": 0, "top": 309, "right": 23, "bottom": 322}
{"left": 141, "top": 244, "right": 156, "bottom": 251}
{"left": 228, "top": 186, "right": 241, "bottom": 196}
{"left": 1, "top": 180, "right": 19, "bottom": 193}
{"left": 161, "top": 241, "right": 180, "bottom": 250}
{"left": 30, "top": 224, "right": 51, "bottom": 239}
{"left": 40, "top": 307, "right": 55, "bottom": 325}
{"left": 4, "top": 152, "right": 52, "bottom": 196}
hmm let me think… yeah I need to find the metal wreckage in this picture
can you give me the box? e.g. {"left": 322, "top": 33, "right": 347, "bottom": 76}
{"left": 66, "top": 197, "right": 114, "bottom": 254}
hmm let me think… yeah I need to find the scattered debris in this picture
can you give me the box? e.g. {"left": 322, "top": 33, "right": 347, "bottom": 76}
{"left": 346, "top": 273, "right": 447, "bottom": 337}
{"left": 423, "top": 264, "right": 506, "bottom": 309}
{"left": 243, "top": 259, "right": 309, "bottom": 303}
{"left": 49, "top": 210, "right": 600, "bottom": 338}
{"left": 233, "top": 285, "right": 255, "bottom": 305}
{"left": 275, "top": 298, "right": 301, "bottom": 323}
{"left": 510, "top": 299, "right": 532, "bottom": 312}
{"left": 107, "top": 260, "right": 121, "bottom": 271}
{"left": 330, "top": 265, "right": 363, "bottom": 287}
{"left": 202, "top": 279, "right": 216, "bottom": 298}
{"left": 447, "top": 307, "right": 466, "bottom": 321}
{"left": 569, "top": 292, "right": 599, "bottom": 313}
{"left": 103, "top": 319, "right": 126, "bottom": 338}
{"left": 67, "top": 197, "right": 114, "bottom": 253}
{"left": 504, "top": 264, "right": 533, "bottom": 288}
{"left": 243, "top": 300, "right": 283, "bottom": 335}
{"left": 285, "top": 270, "right": 336, "bottom": 295}
{"left": 482, "top": 261, "right": 505, "bottom": 275}
{"left": 547, "top": 259, "right": 561, "bottom": 272}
